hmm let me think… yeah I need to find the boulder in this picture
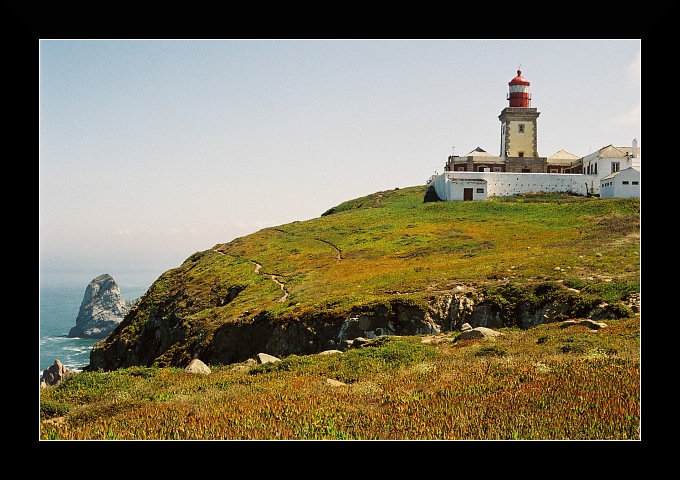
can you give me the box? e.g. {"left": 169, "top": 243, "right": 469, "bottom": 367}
{"left": 255, "top": 353, "right": 281, "bottom": 364}
{"left": 185, "top": 358, "right": 211, "bottom": 374}
{"left": 455, "top": 326, "right": 505, "bottom": 341}
{"left": 561, "top": 319, "right": 608, "bottom": 330}
{"left": 40, "top": 359, "right": 75, "bottom": 388}
{"left": 317, "top": 350, "right": 343, "bottom": 356}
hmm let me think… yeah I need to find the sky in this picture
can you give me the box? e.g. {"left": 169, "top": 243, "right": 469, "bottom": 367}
{"left": 39, "top": 39, "right": 641, "bottom": 291}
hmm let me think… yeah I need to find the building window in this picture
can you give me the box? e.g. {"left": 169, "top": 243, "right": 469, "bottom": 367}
{"left": 632, "top": 181, "right": 639, "bottom": 185}
{"left": 521, "top": 168, "right": 530, "bottom": 173}
{"left": 622, "top": 181, "right": 629, "bottom": 185}
{"left": 518, "top": 124, "right": 525, "bottom": 133}
{"left": 612, "top": 162, "right": 620, "bottom": 173}
{"left": 493, "top": 167, "right": 501, "bottom": 172}
{"left": 518, "top": 151, "right": 524, "bottom": 157}
{"left": 476, "top": 188, "right": 484, "bottom": 193}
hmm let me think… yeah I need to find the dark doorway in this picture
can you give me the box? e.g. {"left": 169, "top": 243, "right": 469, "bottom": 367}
{"left": 463, "top": 188, "right": 473, "bottom": 201}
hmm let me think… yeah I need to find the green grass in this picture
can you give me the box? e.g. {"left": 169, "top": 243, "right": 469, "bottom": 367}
{"left": 142, "top": 186, "right": 638, "bottom": 319}
{"left": 88, "top": 185, "right": 639, "bottom": 370}
{"left": 40, "top": 316, "right": 640, "bottom": 440}
{"left": 41, "top": 186, "right": 640, "bottom": 439}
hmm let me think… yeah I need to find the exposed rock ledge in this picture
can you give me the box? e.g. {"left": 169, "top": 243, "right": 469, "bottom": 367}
{"left": 87, "top": 286, "right": 632, "bottom": 372}
{"left": 44, "top": 318, "right": 611, "bottom": 387}
{"left": 68, "top": 274, "right": 139, "bottom": 339}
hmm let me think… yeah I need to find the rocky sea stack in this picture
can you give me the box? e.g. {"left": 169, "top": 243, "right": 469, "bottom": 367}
{"left": 68, "top": 274, "right": 138, "bottom": 339}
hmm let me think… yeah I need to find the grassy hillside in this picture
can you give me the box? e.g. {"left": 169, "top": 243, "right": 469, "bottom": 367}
{"left": 86, "top": 185, "right": 639, "bottom": 371}
{"left": 40, "top": 186, "right": 641, "bottom": 439}
{"left": 220, "top": 186, "right": 638, "bottom": 314}
{"left": 133, "top": 185, "right": 638, "bottom": 324}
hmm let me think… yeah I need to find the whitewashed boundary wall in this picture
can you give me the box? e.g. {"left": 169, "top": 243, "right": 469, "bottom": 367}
{"left": 433, "top": 172, "right": 590, "bottom": 201}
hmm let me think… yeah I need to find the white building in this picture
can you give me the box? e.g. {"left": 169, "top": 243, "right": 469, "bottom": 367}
{"left": 582, "top": 140, "right": 641, "bottom": 196}
{"left": 431, "top": 70, "right": 640, "bottom": 201}
{"left": 599, "top": 167, "right": 640, "bottom": 199}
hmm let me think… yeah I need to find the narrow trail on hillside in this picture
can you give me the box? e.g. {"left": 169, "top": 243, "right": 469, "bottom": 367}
{"left": 209, "top": 249, "right": 289, "bottom": 302}
{"left": 270, "top": 227, "right": 342, "bottom": 263}
{"left": 251, "top": 260, "right": 289, "bottom": 302}
{"left": 313, "top": 237, "right": 342, "bottom": 263}
{"left": 212, "top": 232, "right": 337, "bottom": 304}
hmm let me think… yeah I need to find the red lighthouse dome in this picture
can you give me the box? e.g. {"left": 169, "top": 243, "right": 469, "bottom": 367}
{"left": 507, "top": 69, "right": 531, "bottom": 108}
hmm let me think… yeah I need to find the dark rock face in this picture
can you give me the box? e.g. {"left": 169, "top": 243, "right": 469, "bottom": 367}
{"left": 68, "top": 274, "right": 137, "bottom": 339}
{"left": 87, "top": 283, "right": 632, "bottom": 373}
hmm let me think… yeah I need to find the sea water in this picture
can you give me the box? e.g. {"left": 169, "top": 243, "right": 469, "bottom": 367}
{"left": 39, "top": 269, "right": 159, "bottom": 378}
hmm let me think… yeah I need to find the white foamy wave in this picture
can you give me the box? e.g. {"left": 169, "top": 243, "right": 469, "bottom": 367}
{"left": 40, "top": 335, "right": 75, "bottom": 346}
{"left": 40, "top": 335, "right": 97, "bottom": 374}
{"left": 62, "top": 345, "right": 92, "bottom": 354}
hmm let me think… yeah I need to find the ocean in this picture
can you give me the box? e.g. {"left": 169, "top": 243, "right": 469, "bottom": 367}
{"left": 39, "top": 269, "right": 160, "bottom": 378}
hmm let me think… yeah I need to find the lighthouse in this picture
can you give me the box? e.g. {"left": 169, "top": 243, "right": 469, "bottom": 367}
{"left": 498, "top": 68, "right": 541, "bottom": 164}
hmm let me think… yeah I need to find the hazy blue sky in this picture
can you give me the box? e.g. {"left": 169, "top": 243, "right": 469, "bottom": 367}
{"left": 39, "top": 39, "right": 641, "bottom": 290}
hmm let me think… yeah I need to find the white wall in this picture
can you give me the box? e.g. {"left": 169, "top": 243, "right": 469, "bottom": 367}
{"left": 433, "top": 173, "right": 450, "bottom": 200}
{"left": 433, "top": 172, "right": 589, "bottom": 201}
{"left": 449, "top": 180, "right": 488, "bottom": 201}
{"left": 600, "top": 180, "right": 614, "bottom": 198}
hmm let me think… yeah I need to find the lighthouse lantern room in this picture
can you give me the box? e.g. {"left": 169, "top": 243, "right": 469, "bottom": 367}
{"left": 507, "top": 69, "right": 531, "bottom": 108}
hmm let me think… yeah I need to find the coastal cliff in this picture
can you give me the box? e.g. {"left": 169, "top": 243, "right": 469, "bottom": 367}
{"left": 86, "top": 187, "right": 640, "bottom": 372}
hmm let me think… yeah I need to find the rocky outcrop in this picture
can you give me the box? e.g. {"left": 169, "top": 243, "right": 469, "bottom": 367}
{"left": 68, "top": 274, "right": 138, "bottom": 339}
{"left": 40, "top": 359, "right": 76, "bottom": 388}
{"left": 87, "top": 283, "right": 633, "bottom": 372}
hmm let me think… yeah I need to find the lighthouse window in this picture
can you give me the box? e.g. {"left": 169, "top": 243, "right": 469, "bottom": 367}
{"left": 518, "top": 124, "right": 525, "bottom": 133}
